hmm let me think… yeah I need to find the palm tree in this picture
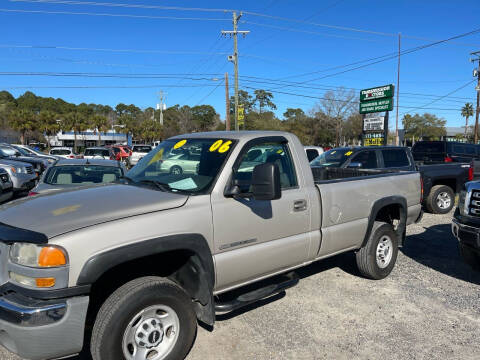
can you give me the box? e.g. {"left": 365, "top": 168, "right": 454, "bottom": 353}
{"left": 461, "top": 103, "right": 474, "bottom": 139}
{"left": 38, "top": 110, "right": 60, "bottom": 150}
{"left": 61, "top": 111, "right": 87, "bottom": 153}
{"left": 8, "top": 109, "right": 37, "bottom": 144}
{"left": 89, "top": 114, "right": 109, "bottom": 146}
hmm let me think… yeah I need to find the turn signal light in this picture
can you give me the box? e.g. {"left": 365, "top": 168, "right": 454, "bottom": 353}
{"left": 36, "top": 278, "right": 56, "bottom": 288}
{"left": 38, "top": 247, "right": 67, "bottom": 267}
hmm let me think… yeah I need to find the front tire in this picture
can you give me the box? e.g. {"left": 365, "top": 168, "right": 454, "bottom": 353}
{"left": 426, "top": 185, "right": 454, "bottom": 214}
{"left": 170, "top": 166, "right": 183, "bottom": 175}
{"left": 459, "top": 243, "right": 480, "bottom": 272}
{"left": 90, "top": 277, "right": 197, "bottom": 360}
{"left": 356, "top": 221, "right": 398, "bottom": 280}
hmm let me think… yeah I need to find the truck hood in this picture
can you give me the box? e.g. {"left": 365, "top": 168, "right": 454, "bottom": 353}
{"left": 0, "top": 183, "right": 188, "bottom": 239}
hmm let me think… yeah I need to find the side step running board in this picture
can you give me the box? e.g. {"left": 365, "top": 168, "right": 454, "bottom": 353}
{"left": 214, "top": 272, "right": 299, "bottom": 314}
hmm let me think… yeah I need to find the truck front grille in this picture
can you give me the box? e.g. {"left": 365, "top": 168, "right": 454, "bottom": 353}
{"left": 468, "top": 191, "right": 480, "bottom": 216}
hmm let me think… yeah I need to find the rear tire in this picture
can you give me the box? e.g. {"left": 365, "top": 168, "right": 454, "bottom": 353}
{"left": 426, "top": 185, "right": 454, "bottom": 214}
{"left": 90, "top": 276, "right": 197, "bottom": 360}
{"left": 356, "top": 221, "right": 398, "bottom": 280}
{"left": 459, "top": 243, "right": 480, "bottom": 272}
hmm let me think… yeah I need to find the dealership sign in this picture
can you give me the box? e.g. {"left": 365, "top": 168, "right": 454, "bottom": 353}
{"left": 360, "top": 84, "right": 394, "bottom": 102}
{"left": 363, "top": 116, "right": 385, "bottom": 131}
{"left": 360, "top": 84, "right": 394, "bottom": 146}
{"left": 359, "top": 98, "right": 393, "bottom": 114}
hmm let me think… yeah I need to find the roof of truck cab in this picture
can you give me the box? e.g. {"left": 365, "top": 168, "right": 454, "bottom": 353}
{"left": 169, "top": 131, "right": 294, "bottom": 141}
{"left": 53, "top": 158, "right": 121, "bottom": 167}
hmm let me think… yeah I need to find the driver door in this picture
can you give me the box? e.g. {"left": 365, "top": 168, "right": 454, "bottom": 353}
{"left": 211, "top": 137, "right": 311, "bottom": 293}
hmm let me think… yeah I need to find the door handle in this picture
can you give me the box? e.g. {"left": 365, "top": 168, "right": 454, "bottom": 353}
{"left": 293, "top": 199, "right": 307, "bottom": 212}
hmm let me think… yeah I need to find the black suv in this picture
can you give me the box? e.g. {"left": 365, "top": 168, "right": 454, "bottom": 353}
{"left": 412, "top": 141, "right": 480, "bottom": 163}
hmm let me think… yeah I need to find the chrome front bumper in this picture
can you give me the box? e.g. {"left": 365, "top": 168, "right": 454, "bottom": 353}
{"left": 0, "top": 291, "right": 89, "bottom": 360}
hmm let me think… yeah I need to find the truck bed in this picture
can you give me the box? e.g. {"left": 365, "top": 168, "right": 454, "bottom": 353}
{"left": 311, "top": 166, "right": 407, "bottom": 183}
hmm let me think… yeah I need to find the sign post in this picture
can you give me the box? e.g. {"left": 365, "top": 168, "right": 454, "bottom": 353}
{"left": 359, "top": 84, "right": 394, "bottom": 146}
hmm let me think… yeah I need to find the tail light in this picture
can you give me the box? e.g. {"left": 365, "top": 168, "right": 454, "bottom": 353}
{"left": 469, "top": 162, "right": 474, "bottom": 181}
{"left": 28, "top": 191, "right": 39, "bottom": 196}
{"left": 444, "top": 156, "right": 453, "bottom": 162}
{"left": 420, "top": 176, "right": 424, "bottom": 203}
{"left": 68, "top": 155, "right": 75, "bottom": 158}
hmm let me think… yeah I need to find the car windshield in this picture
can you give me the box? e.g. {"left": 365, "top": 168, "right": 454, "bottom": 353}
{"left": 13, "top": 146, "right": 32, "bottom": 156}
{"left": 310, "top": 149, "right": 353, "bottom": 167}
{"left": 133, "top": 146, "right": 152, "bottom": 153}
{"left": 85, "top": 148, "right": 110, "bottom": 157}
{"left": 0, "top": 146, "right": 20, "bottom": 157}
{"left": 51, "top": 149, "right": 71, "bottom": 155}
{"left": 127, "top": 138, "right": 235, "bottom": 194}
{"left": 44, "top": 165, "right": 123, "bottom": 185}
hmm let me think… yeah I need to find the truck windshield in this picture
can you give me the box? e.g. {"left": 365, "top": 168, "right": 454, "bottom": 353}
{"left": 126, "top": 138, "right": 236, "bottom": 194}
{"left": 310, "top": 149, "right": 352, "bottom": 167}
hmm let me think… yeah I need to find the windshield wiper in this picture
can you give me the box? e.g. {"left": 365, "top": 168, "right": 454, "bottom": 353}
{"left": 138, "top": 179, "right": 171, "bottom": 192}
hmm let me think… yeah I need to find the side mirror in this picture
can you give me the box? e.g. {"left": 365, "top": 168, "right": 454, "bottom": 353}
{"left": 347, "top": 162, "right": 362, "bottom": 168}
{"left": 251, "top": 163, "right": 281, "bottom": 201}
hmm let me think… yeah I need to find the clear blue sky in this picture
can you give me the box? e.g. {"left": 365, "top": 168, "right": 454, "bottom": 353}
{"left": 1, "top": 0, "right": 479, "bottom": 130}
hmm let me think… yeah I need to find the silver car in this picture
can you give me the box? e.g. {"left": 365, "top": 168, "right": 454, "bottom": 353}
{"left": 0, "top": 168, "right": 13, "bottom": 203}
{"left": 0, "top": 160, "right": 37, "bottom": 193}
{"left": 159, "top": 149, "right": 201, "bottom": 175}
{"left": 30, "top": 158, "right": 127, "bottom": 195}
{"left": 130, "top": 145, "right": 153, "bottom": 166}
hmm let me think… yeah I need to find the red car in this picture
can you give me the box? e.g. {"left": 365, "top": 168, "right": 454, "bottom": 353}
{"left": 110, "top": 145, "right": 132, "bottom": 165}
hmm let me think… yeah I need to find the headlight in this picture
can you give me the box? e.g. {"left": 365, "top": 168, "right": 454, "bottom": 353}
{"left": 10, "top": 243, "right": 67, "bottom": 268}
{"left": 11, "top": 166, "right": 24, "bottom": 174}
{"left": 9, "top": 244, "right": 68, "bottom": 288}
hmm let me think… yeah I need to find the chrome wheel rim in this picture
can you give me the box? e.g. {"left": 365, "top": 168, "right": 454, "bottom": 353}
{"left": 171, "top": 167, "right": 181, "bottom": 175}
{"left": 122, "top": 305, "right": 180, "bottom": 360}
{"left": 376, "top": 235, "right": 393, "bottom": 269}
{"left": 436, "top": 192, "right": 451, "bottom": 209}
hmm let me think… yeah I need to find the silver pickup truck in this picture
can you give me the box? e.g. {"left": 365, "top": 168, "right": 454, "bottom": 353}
{"left": 0, "top": 131, "right": 422, "bottom": 360}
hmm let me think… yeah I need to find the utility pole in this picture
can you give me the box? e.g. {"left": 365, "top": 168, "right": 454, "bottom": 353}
{"left": 157, "top": 91, "right": 166, "bottom": 125}
{"left": 395, "top": 33, "right": 401, "bottom": 146}
{"left": 472, "top": 51, "right": 480, "bottom": 144}
{"left": 225, "top": 72, "right": 230, "bottom": 131}
{"left": 222, "top": 12, "right": 250, "bottom": 131}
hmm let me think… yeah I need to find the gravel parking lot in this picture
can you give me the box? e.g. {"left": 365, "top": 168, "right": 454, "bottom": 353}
{"left": 2, "top": 210, "right": 479, "bottom": 360}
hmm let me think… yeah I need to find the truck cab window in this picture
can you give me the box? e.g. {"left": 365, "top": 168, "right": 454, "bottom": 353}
{"left": 349, "top": 151, "right": 377, "bottom": 169}
{"left": 382, "top": 149, "right": 410, "bottom": 168}
{"left": 306, "top": 149, "right": 318, "bottom": 162}
{"left": 235, "top": 142, "right": 298, "bottom": 190}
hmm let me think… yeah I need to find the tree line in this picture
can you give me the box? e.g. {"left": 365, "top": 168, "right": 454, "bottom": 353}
{"left": 0, "top": 88, "right": 456, "bottom": 151}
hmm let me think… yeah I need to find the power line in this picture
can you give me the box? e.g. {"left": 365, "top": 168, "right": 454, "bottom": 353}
{"left": 242, "top": 21, "right": 388, "bottom": 43}
{"left": 194, "top": 79, "right": 224, "bottom": 106}
{"left": 3, "top": 84, "right": 231, "bottom": 89}
{"left": 240, "top": 85, "right": 464, "bottom": 111}
{"left": 9, "top": 0, "right": 232, "bottom": 13}
{"left": 0, "top": 8, "right": 230, "bottom": 21}
{"left": 267, "top": 26, "right": 480, "bottom": 89}
{"left": 0, "top": 44, "right": 231, "bottom": 55}
{"left": 0, "top": 71, "right": 224, "bottom": 79}
{"left": 399, "top": 80, "right": 476, "bottom": 117}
